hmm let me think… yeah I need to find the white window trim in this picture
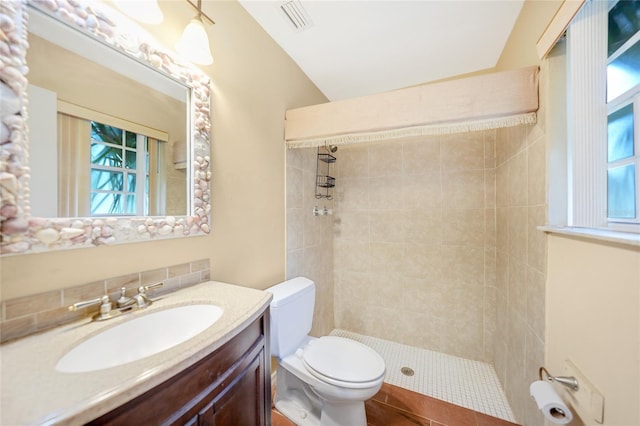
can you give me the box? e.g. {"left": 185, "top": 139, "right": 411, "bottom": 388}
{"left": 540, "top": 224, "right": 640, "bottom": 246}
{"left": 545, "top": 0, "right": 640, "bottom": 245}
{"left": 536, "top": 0, "right": 586, "bottom": 59}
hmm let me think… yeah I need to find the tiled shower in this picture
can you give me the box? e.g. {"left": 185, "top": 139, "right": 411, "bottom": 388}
{"left": 285, "top": 110, "right": 548, "bottom": 425}
{"left": 333, "top": 131, "right": 497, "bottom": 362}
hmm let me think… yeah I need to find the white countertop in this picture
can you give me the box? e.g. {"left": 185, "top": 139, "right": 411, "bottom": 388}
{"left": 0, "top": 281, "right": 272, "bottom": 425}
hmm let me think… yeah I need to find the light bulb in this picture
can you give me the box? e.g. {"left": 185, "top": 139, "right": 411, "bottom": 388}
{"left": 176, "top": 17, "right": 213, "bottom": 65}
{"left": 113, "top": 0, "right": 163, "bottom": 25}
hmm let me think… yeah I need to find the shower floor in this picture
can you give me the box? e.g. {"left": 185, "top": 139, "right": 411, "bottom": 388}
{"left": 330, "top": 329, "right": 516, "bottom": 423}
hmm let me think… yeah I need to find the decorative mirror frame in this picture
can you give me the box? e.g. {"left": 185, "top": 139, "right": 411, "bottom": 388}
{"left": 0, "top": 0, "right": 211, "bottom": 255}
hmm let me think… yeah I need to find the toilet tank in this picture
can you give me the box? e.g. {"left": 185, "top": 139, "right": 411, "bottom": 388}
{"left": 266, "top": 277, "right": 315, "bottom": 358}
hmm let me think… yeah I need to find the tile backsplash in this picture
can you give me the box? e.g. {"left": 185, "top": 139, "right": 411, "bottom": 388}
{"left": 0, "top": 259, "right": 210, "bottom": 343}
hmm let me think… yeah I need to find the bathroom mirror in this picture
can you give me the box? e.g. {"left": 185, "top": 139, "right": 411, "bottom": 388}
{"left": 0, "top": 1, "right": 211, "bottom": 255}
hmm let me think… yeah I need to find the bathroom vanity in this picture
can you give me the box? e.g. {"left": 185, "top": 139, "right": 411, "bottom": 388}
{"left": 89, "top": 313, "right": 269, "bottom": 425}
{"left": 0, "top": 281, "right": 272, "bottom": 425}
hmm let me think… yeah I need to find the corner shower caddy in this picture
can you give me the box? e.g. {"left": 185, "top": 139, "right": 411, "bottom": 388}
{"left": 315, "top": 146, "right": 336, "bottom": 199}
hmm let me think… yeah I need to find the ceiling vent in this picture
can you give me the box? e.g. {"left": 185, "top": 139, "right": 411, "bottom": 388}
{"left": 280, "top": 0, "right": 313, "bottom": 32}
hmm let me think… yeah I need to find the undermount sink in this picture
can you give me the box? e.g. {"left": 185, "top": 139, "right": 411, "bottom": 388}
{"left": 56, "top": 304, "right": 224, "bottom": 373}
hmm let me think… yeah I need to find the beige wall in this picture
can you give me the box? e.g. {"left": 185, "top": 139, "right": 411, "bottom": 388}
{"left": 495, "top": 0, "right": 563, "bottom": 72}
{"left": 1, "top": 0, "right": 326, "bottom": 301}
{"left": 547, "top": 236, "right": 640, "bottom": 425}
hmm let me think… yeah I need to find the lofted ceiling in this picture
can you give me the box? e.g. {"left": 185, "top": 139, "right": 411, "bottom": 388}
{"left": 238, "top": 0, "right": 525, "bottom": 101}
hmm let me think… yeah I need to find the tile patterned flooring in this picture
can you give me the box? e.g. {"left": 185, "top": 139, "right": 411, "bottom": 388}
{"left": 330, "top": 330, "right": 515, "bottom": 422}
{"left": 273, "top": 329, "right": 519, "bottom": 425}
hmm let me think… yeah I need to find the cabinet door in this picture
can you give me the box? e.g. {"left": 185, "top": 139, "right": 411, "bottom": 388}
{"left": 197, "top": 347, "right": 267, "bottom": 426}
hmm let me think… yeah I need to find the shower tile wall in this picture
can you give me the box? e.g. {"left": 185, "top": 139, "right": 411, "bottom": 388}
{"left": 285, "top": 147, "right": 335, "bottom": 337}
{"left": 333, "top": 132, "right": 497, "bottom": 363}
{"left": 494, "top": 121, "right": 547, "bottom": 425}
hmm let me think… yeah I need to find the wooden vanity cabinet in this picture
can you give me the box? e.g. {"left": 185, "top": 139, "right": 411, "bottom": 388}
{"left": 88, "top": 309, "right": 271, "bottom": 426}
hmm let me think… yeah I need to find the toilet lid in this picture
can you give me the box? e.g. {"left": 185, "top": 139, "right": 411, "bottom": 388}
{"left": 302, "top": 336, "right": 385, "bottom": 383}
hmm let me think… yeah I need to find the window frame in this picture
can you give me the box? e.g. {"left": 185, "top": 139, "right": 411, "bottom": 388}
{"left": 606, "top": 95, "right": 640, "bottom": 230}
{"left": 563, "top": 0, "right": 640, "bottom": 233}
{"left": 605, "top": 0, "right": 640, "bottom": 229}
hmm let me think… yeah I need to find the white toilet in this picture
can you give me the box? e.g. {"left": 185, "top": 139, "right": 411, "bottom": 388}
{"left": 267, "top": 277, "right": 386, "bottom": 426}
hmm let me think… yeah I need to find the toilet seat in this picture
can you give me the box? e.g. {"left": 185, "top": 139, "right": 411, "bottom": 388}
{"left": 301, "top": 336, "right": 385, "bottom": 389}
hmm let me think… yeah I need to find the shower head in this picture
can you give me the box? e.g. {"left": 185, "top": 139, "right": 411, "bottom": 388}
{"left": 328, "top": 145, "right": 338, "bottom": 153}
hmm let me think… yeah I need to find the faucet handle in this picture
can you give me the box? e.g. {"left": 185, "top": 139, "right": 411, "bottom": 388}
{"left": 68, "top": 295, "right": 108, "bottom": 311}
{"left": 134, "top": 282, "right": 164, "bottom": 308}
{"left": 138, "top": 281, "right": 164, "bottom": 295}
{"left": 68, "top": 295, "right": 121, "bottom": 321}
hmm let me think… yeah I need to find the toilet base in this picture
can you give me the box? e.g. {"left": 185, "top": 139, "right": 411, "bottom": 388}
{"left": 275, "top": 363, "right": 371, "bottom": 426}
{"left": 318, "top": 400, "right": 367, "bottom": 426}
{"left": 275, "top": 366, "right": 321, "bottom": 425}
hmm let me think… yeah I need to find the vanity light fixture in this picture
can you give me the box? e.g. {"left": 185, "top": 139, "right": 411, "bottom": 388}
{"left": 177, "top": 0, "right": 215, "bottom": 65}
{"left": 113, "top": 0, "right": 164, "bottom": 25}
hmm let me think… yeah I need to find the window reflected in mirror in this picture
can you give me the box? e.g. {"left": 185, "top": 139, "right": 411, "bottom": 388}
{"left": 26, "top": 30, "right": 188, "bottom": 218}
{"left": 88, "top": 121, "right": 166, "bottom": 217}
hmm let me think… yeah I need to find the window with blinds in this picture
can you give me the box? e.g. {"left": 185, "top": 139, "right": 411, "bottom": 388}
{"left": 565, "top": 0, "right": 640, "bottom": 232}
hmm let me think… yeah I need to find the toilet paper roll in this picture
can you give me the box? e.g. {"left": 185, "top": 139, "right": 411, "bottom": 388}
{"left": 530, "top": 380, "right": 573, "bottom": 424}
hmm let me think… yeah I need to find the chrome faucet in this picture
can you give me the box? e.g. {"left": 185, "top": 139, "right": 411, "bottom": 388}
{"left": 117, "top": 282, "right": 165, "bottom": 309}
{"left": 69, "top": 282, "right": 164, "bottom": 322}
{"left": 116, "top": 288, "right": 137, "bottom": 309}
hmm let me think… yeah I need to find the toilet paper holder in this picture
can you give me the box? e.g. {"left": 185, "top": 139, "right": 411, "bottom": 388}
{"left": 539, "top": 366, "right": 579, "bottom": 391}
